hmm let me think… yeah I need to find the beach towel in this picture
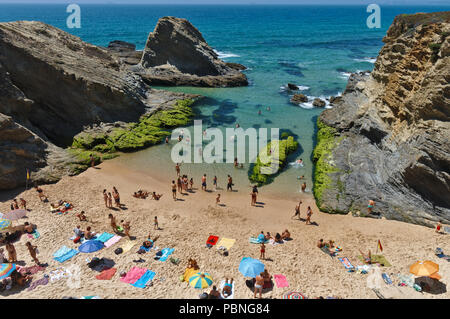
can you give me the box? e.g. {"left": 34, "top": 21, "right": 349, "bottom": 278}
{"left": 269, "top": 238, "right": 284, "bottom": 246}
{"left": 53, "top": 246, "right": 79, "bottom": 263}
{"left": 120, "top": 240, "right": 136, "bottom": 253}
{"left": 219, "top": 280, "right": 235, "bottom": 299}
{"left": 339, "top": 257, "right": 355, "bottom": 270}
{"left": 274, "top": 274, "right": 289, "bottom": 288}
{"left": 27, "top": 230, "right": 40, "bottom": 239}
{"left": 157, "top": 248, "right": 174, "bottom": 261}
{"left": 18, "top": 265, "right": 46, "bottom": 275}
{"left": 120, "top": 267, "right": 148, "bottom": 284}
{"left": 96, "top": 232, "right": 115, "bottom": 243}
{"left": 206, "top": 235, "right": 219, "bottom": 246}
{"left": 96, "top": 268, "right": 117, "bottom": 280}
{"left": 49, "top": 267, "right": 72, "bottom": 282}
{"left": 27, "top": 276, "right": 49, "bottom": 291}
{"left": 217, "top": 238, "right": 236, "bottom": 250}
{"left": 382, "top": 273, "right": 392, "bottom": 285}
{"left": 249, "top": 237, "right": 269, "bottom": 244}
{"left": 357, "top": 254, "right": 391, "bottom": 267}
{"left": 397, "top": 274, "right": 414, "bottom": 287}
{"left": 104, "top": 235, "right": 122, "bottom": 248}
{"left": 131, "top": 270, "right": 155, "bottom": 288}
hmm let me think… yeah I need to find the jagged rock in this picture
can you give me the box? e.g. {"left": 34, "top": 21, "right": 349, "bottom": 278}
{"left": 313, "top": 12, "right": 450, "bottom": 226}
{"left": 287, "top": 83, "right": 299, "bottom": 90}
{"left": 138, "top": 16, "right": 248, "bottom": 87}
{"left": 0, "top": 21, "right": 199, "bottom": 190}
{"left": 226, "top": 62, "right": 247, "bottom": 71}
{"left": 105, "top": 40, "right": 142, "bottom": 65}
{"left": 313, "top": 98, "right": 326, "bottom": 107}
{"left": 291, "top": 94, "right": 308, "bottom": 104}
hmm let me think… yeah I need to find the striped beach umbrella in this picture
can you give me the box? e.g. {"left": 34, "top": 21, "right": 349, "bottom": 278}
{"left": 283, "top": 291, "right": 306, "bottom": 299}
{"left": 0, "top": 263, "right": 16, "bottom": 280}
{"left": 189, "top": 272, "right": 213, "bottom": 289}
{"left": 0, "top": 219, "right": 11, "bottom": 230}
{"left": 4, "top": 209, "right": 27, "bottom": 221}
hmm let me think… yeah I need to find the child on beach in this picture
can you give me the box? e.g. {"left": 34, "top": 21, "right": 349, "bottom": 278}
{"left": 305, "top": 206, "right": 313, "bottom": 225}
{"left": 172, "top": 180, "right": 177, "bottom": 200}
{"left": 260, "top": 243, "right": 266, "bottom": 260}
{"left": 76, "top": 211, "right": 87, "bottom": 222}
{"left": 5, "top": 242, "right": 17, "bottom": 263}
{"left": 107, "top": 192, "right": 113, "bottom": 208}
{"left": 154, "top": 216, "right": 159, "bottom": 230}
{"left": 216, "top": 194, "right": 221, "bottom": 205}
{"left": 25, "top": 242, "right": 40, "bottom": 265}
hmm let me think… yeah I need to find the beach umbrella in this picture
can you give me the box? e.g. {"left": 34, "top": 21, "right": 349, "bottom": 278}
{"left": 283, "top": 291, "right": 307, "bottom": 299}
{"left": 189, "top": 272, "right": 213, "bottom": 289}
{"left": 239, "top": 257, "right": 265, "bottom": 278}
{"left": 0, "top": 219, "right": 11, "bottom": 231}
{"left": 410, "top": 261, "right": 439, "bottom": 277}
{"left": 78, "top": 240, "right": 104, "bottom": 253}
{"left": 4, "top": 209, "right": 27, "bottom": 221}
{"left": 0, "top": 263, "right": 16, "bottom": 280}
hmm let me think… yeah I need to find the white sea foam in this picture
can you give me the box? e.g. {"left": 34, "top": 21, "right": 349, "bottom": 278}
{"left": 354, "top": 57, "right": 376, "bottom": 64}
{"left": 214, "top": 49, "right": 240, "bottom": 59}
{"left": 280, "top": 85, "right": 310, "bottom": 92}
{"left": 297, "top": 95, "right": 333, "bottom": 110}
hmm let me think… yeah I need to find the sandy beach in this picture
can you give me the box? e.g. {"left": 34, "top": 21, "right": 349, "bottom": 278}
{"left": 0, "top": 160, "right": 449, "bottom": 299}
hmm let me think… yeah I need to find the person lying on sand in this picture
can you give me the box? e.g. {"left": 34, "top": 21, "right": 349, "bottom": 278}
{"left": 274, "top": 233, "right": 283, "bottom": 243}
{"left": 23, "top": 222, "right": 36, "bottom": 234}
{"left": 11, "top": 270, "right": 32, "bottom": 287}
{"left": 208, "top": 285, "right": 221, "bottom": 299}
{"left": 222, "top": 278, "right": 234, "bottom": 298}
{"left": 281, "top": 229, "right": 291, "bottom": 240}
{"left": 151, "top": 192, "right": 163, "bottom": 200}
{"left": 317, "top": 239, "right": 326, "bottom": 248}
{"left": 265, "top": 232, "right": 273, "bottom": 240}
{"left": 76, "top": 211, "right": 87, "bottom": 222}
{"left": 133, "top": 190, "right": 149, "bottom": 199}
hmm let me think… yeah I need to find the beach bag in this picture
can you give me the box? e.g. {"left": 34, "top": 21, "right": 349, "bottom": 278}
{"left": 114, "top": 248, "right": 123, "bottom": 255}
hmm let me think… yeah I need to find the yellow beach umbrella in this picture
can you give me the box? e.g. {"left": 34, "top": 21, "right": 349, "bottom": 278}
{"left": 409, "top": 261, "right": 439, "bottom": 277}
{"left": 189, "top": 272, "right": 213, "bottom": 289}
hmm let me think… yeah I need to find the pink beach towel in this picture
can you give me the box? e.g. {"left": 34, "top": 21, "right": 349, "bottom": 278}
{"left": 104, "top": 235, "right": 122, "bottom": 248}
{"left": 120, "top": 267, "right": 148, "bottom": 284}
{"left": 274, "top": 274, "right": 289, "bottom": 288}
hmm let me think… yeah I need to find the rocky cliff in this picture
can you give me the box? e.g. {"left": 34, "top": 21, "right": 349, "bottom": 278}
{"left": 0, "top": 21, "right": 197, "bottom": 190}
{"left": 313, "top": 12, "right": 450, "bottom": 226}
{"left": 137, "top": 16, "right": 248, "bottom": 87}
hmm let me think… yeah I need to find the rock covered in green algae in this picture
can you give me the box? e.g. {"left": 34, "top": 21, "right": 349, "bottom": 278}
{"left": 249, "top": 135, "right": 298, "bottom": 186}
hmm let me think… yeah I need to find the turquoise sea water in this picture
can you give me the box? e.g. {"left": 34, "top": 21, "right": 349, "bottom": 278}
{"left": 1, "top": 4, "right": 448, "bottom": 198}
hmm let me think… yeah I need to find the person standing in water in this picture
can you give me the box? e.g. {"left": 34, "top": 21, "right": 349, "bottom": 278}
{"left": 301, "top": 182, "right": 307, "bottom": 192}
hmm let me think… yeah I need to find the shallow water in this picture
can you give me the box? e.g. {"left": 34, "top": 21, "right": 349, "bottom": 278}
{"left": 1, "top": 4, "right": 448, "bottom": 198}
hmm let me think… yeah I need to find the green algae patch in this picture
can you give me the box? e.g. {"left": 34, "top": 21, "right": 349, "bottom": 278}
{"left": 249, "top": 135, "right": 298, "bottom": 186}
{"left": 312, "top": 118, "right": 342, "bottom": 210}
{"left": 71, "top": 98, "right": 195, "bottom": 154}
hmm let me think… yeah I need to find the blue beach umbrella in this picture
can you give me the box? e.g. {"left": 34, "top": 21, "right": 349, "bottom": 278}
{"left": 239, "top": 257, "right": 265, "bottom": 278}
{"left": 0, "top": 263, "right": 16, "bottom": 280}
{"left": 78, "top": 240, "right": 104, "bottom": 253}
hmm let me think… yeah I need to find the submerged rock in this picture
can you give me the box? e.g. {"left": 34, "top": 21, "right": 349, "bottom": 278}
{"left": 138, "top": 16, "right": 248, "bottom": 87}
{"left": 313, "top": 12, "right": 450, "bottom": 226}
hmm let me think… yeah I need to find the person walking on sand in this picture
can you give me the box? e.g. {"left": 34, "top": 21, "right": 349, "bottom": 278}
{"left": 121, "top": 220, "right": 131, "bottom": 238}
{"left": 5, "top": 242, "right": 17, "bottom": 263}
{"left": 34, "top": 186, "right": 48, "bottom": 202}
{"left": 216, "top": 194, "right": 221, "bottom": 206}
{"left": 201, "top": 174, "right": 207, "bottom": 191}
{"left": 154, "top": 216, "right": 159, "bottom": 230}
{"left": 368, "top": 199, "right": 375, "bottom": 214}
{"left": 260, "top": 243, "right": 266, "bottom": 260}
{"left": 172, "top": 180, "right": 177, "bottom": 201}
{"left": 108, "top": 214, "right": 118, "bottom": 233}
{"left": 227, "top": 175, "right": 233, "bottom": 192}
{"left": 305, "top": 206, "right": 313, "bottom": 225}
{"left": 175, "top": 163, "right": 181, "bottom": 177}
{"left": 254, "top": 272, "right": 264, "bottom": 299}
{"left": 292, "top": 200, "right": 302, "bottom": 219}
{"left": 213, "top": 176, "right": 217, "bottom": 191}
{"left": 25, "top": 242, "right": 40, "bottom": 265}
{"left": 112, "top": 187, "right": 121, "bottom": 207}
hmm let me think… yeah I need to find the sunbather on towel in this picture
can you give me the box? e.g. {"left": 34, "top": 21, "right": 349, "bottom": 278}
{"left": 281, "top": 229, "right": 291, "bottom": 240}
{"left": 208, "top": 285, "right": 221, "bottom": 299}
{"left": 222, "top": 278, "right": 234, "bottom": 298}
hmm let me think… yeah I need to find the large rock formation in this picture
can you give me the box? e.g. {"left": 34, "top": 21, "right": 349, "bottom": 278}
{"left": 0, "top": 21, "right": 197, "bottom": 190}
{"left": 313, "top": 12, "right": 450, "bottom": 226}
{"left": 137, "top": 16, "right": 248, "bottom": 87}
